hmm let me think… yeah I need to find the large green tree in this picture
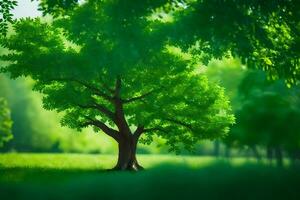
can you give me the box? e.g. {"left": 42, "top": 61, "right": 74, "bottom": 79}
{"left": 0, "top": 0, "right": 234, "bottom": 170}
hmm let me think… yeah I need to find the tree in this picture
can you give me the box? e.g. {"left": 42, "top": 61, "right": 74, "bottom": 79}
{"left": 205, "top": 58, "right": 246, "bottom": 110}
{"left": 0, "top": 74, "right": 118, "bottom": 153}
{"left": 205, "top": 58, "right": 246, "bottom": 156}
{"left": 0, "top": 97, "right": 13, "bottom": 147}
{"left": 224, "top": 70, "right": 300, "bottom": 166}
{"left": 0, "top": 0, "right": 234, "bottom": 170}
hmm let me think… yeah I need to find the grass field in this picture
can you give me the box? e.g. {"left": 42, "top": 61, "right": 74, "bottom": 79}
{"left": 0, "top": 153, "right": 300, "bottom": 200}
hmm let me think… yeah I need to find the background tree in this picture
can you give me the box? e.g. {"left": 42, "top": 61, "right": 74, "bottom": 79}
{"left": 0, "top": 97, "right": 12, "bottom": 147}
{"left": 224, "top": 70, "right": 300, "bottom": 166}
{"left": 0, "top": 0, "right": 234, "bottom": 170}
{"left": 205, "top": 58, "right": 246, "bottom": 157}
{"left": 0, "top": 75, "right": 114, "bottom": 153}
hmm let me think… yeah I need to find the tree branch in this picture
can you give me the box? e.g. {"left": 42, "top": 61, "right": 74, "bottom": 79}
{"left": 43, "top": 78, "right": 113, "bottom": 102}
{"left": 113, "top": 76, "right": 131, "bottom": 135}
{"left": 164, "top": 118, "right": 194, "bottom": 131}
{"left": 123, "top": 89, "right": 157, "bottom": 104}
{"left": 77, "top": 103, "right": 116, "bottom": 122}
{"left": 83, "top": 116, "right": 120, "bottom": 141}
{"left": 144, "top": 127, "right": 168, "bottom": 133}
{"left": 98, "top": 78, "right": 115, "bottom": 94}
{"left": 114, "top": 75, "right": 122, "bottom": 98}
{"left": 133, "top": 125, "right": 144, "bottom": 140}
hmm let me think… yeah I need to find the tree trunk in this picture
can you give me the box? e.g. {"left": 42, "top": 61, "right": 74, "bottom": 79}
{"left": 213, "top": 140, "right": 220, "bottom": 157}
{"left": 225, "top": 146, "right": 231, "bottom": 158}
{"left": 289, "top": 149, "right": 300, "bottom": 166}
{"left": 274, "top": 146, "right": 283, "bottom": 167}
{"left": 112, "top": 135, "right": 143, "bottom": 171}
{"left": 251, "top": 145, "right": 261, "bottom": 162}
{"left": 267, "top": 146, "right": 273, "bottom": 165}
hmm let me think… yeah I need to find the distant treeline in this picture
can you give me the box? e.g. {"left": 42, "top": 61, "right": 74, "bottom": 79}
{"left": 207, "top": 59, "right": 300, "bottom": 166}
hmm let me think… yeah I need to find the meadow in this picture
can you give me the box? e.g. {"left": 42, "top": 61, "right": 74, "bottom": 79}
{"left": 1, "top": 153, "right": 300, "bottom": 200}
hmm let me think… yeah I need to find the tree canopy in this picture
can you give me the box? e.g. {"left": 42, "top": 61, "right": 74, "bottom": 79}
{"left": 2, "top": 0, "right": 300, "bottom": 83}
{"left": 0, "top": 0, "right": 234, "bottom": 170}
{"left": 32, "top": 0, "right": 300, "bottom": 85}
{"left": 163, "top": 0, "right": 300, "bottom": 85}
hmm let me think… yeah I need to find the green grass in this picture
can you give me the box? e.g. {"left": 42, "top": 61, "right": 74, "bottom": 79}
{"left": 0, "top": 153, "right": 300, "bottom": 200}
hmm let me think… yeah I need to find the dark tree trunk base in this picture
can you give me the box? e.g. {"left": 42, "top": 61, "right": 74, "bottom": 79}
{"left": 110, "top": 136, "right": 144, "bottom": 171}
{"left": 110, "top": 163, "right": 144, "bottom": 171}
{"left": 275, "top": 146, "right": 283, "bottom": 167}
{"left": 96, "top": 135, "right": 143, "bottom": 172}
{"left": 109, "top": 162, "right": 144, "bottom": 171}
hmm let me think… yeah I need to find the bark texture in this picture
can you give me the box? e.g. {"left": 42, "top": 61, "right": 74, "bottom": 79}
{"left": 113, "top": 135, "right": 143, "bottom": 171}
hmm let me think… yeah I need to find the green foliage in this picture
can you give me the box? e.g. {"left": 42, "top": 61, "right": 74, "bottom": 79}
{"left": 225, "top": 70, "right": 300, "bottom": 152}
{"left": 4, "top": 0, "right": 300, "bottom": 82}
{"left": 0, "top": 0, "right": 17, "bottom": 35}
{"left": 38, "top": 0, "right": 79, "bottom": 16}
{"left": 0, "top": 75, "right": 64, "bottom": 151}
{"left": 29, "top": 0, "right": 300, "bottom": 84}
{"left": 205, "top": 58, "right": 246, "bottom": 109}
{"left": 0, "top": 0, "right": 234, "bottom": 152}
{"left": 0, "top": 97, "right": 12, "bottom": 147}
{"left": 158, "top": 0, "right": 300, "bottom": 84}
{"left": 205, "top": 58, "right": 300, "bottom": 155}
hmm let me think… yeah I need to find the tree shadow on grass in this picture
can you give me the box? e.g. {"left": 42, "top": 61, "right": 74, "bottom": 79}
{"left": 1, "top": 161, "right": 300, "bottom": 200}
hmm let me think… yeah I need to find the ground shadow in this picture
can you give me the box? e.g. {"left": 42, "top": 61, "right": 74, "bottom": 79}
{"left": 1, "top": 161, "right": 300, "bottom": 200}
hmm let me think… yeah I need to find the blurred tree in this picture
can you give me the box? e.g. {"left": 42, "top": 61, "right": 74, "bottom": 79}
{"left": 0, "top": 74, "right": 117, "bottom": 153}
{"left": 205, "top": 58, "right": 246, "bottom": 109}
{"left": 225, "top": 70, "right": 300, "bottom": 166}
{"left": 205, "top": 58, "right": 246, "bottom": 156}
{"left": 0, "top": 97, "right": 12, "bottom": 147}
{"left": 0, "top": 0, "right": 234, "bottom": 170}
{"left": 0, "top": 75, "right": 63, "bottom": 152}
